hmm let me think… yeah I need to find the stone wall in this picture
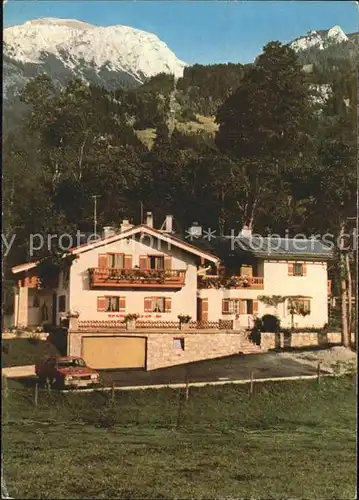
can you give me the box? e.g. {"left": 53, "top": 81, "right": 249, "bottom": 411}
{"left": 68, "top": 330, "right": 248, "bottom": 370}
{"left": 260, "top": 331, "right": 342, "bottom": 350}
{"left": 146, "top": 332, "right": 246, "bottom": 370}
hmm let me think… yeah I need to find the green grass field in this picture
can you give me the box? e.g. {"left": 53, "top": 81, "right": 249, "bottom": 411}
{"left": 2, "top": 338, "right": 61, "bottom": 367}
{"left": 2, "top": 375, "right": 356, "bottom": 499}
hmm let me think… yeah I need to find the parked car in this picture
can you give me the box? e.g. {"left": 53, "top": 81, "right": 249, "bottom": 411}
{"left": 35, "top": 356, "right": 100, "bottom": 389}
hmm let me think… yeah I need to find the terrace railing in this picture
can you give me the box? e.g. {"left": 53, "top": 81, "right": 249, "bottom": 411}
{"left": 198, "top": 275, "right": 264, "bottom": 289}
{"left": 89, "top": 268, "right": 186, "bottom": 289}
{"left": 77, "top": 319, "right": 234, "bottom": 330}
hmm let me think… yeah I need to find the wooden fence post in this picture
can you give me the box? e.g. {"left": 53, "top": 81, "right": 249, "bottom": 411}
{"left": 249, "top": 372, "right": 254, "bottom": 395}
{"left": 34, "top": 383, "right": 38, "bottom": 407}
{"left": 185, "top": 370, "right": 189, "bottom": 402}
{"left": 111, "top": 381, "right": 115, "bottom": 402}
{"left": 317, "top": 362, "right": 321, "bottom": 384}
{"left": 176, "top": 388, "right": 183, "bottom": 429}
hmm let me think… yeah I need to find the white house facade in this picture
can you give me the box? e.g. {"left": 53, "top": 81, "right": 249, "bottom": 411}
{"left": 11, "top": 214, "right": 333, "bottom": 370}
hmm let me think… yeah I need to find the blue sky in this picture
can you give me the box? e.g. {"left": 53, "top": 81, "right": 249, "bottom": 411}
{"left": 4, "top": 1, "right": 359, "bottom": 64}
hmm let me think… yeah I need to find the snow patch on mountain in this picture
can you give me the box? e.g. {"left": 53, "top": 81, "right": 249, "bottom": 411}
{"left": 290, "top": 25, "right": 348, "bottom": 52}
{"left": 327, "top": 25, "right": 348, "bottom": 43}
{"left": 4, "top": 18, "right": 186, "bottom": 83}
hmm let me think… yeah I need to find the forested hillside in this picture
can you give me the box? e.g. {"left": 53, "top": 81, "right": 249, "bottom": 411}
{"left": 3, "top": 42, "right": 356, "bottom": 296}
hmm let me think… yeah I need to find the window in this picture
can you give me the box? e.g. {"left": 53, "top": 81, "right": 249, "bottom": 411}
{"left": 149, "top": 255, "right": 164, "bottom": 270}
{"left": 173, "top": 338, "right": 185, "bottom": 350}
{"left": 108, "top": 253, "right": 124, "bottom": 269}
{"left": 229, "top": 299, "right": 241, "bottom": 314}
{"left": 288, "top": 262, "right": 306, "bottom": 276}
{"left": 97, "top": 296, "right": 126, "bottom": 312}
{"left": 144, "top": 297, "right": 171, "bottom": 313}
{"left": 246, "top": 300, "right": 253, "bottom": 315}
{"left": 223, "top": 299, "right": 257, "bottom": 315}
{"left": 58, "top": 295, "right": 66, "bottom": 313}
{"left": 106, "top": 297, "right": 119, "bottom": 312}
{"left": 289, "top": 299, "right": 311, "bottom": 315}
{"left": 151, "top": 297, "right": 165, "bottom": 312}
{"left": 293, "top": 263, "right": 303, "bottom": 276}
{"left": 57, "top": 358, "right": 87, "bottom": 368}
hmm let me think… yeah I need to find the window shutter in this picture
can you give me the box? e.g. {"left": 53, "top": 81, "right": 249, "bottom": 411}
{"left": 124, "top": 255, "right": 132, "bottom": 269}
{"left": 165, "top": 297, "right": 172, "bottom": 312}
{"left": 164, "top": 256, "right": 172, "bottom": 270}
{"left": 222, "top": 299, "right": 229, "bottom": 314}
{"left": 119, "top": 297, "right": 126, "bottom": 312}
{"left": 305, "top": 299, "right": 311, "bottom": 313}
{"left": 288, "top": 263, "right": 294, "bottom": 276}
{"left": 302, "top": 263, "right": 307, "bottom": 276}
{"left": 253, "top": 300, "right": 259, "bottom": 314}
{"left": 144, "top": 297, "right": 152, "bottom": 312}
{"left": 202, "top": 298, "right": 208, "bottom": 313}
{"left": 139, "top": 256, "right": 148, "bottom": 270}
{"left": 239, "top": 300, "right": 246, "bottom": 314}
{"left": 97, "top": 296, "right": 107, "bottom": 312}
{"left": 98, "top": 254, "right": 107, "bottom": 268}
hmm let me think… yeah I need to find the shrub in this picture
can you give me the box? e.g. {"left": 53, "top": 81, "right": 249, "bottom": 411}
{"left": 261, "top": 314, "right": 281, "bottom": 333}
{"left": 124, "top": 313, "right": 139, "bottom": 322}
{"left": 178, "top": 314, "right": 192, "bottom": 324}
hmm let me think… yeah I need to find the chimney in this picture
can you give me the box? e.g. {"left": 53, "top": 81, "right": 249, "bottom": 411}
{"left": 164, "top": 215, "right": 173, "bottom": 233}
{"left": 240, "top": 225, "right": 252, "bottom": 238}
{"left": 103, "top": 226, "right": 116, "bottom": 239}
{"left": 146, "top": 212, "right": 153, "bottom": 228}
{"left": 188, "top": 222, "right": 202, "bottom": 238}
{"left": 120, "top": 219, "right": 133, "bottom": 233}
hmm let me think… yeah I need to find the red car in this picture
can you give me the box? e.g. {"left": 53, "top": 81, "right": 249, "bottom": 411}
{"left": 35, "top": 356, "right": 100, "bottom": 389}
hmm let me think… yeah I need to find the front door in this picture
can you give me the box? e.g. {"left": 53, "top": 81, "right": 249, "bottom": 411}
{"left": 52, "top": 292, "right": 57, "bottom": 326}
{"left": 197, "top": 298, "right": 208, "bottom": 321}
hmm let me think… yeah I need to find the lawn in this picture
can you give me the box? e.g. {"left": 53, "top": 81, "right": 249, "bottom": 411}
{"left": 2, "top": 338, "right": 62, "bottom": 367}
{"left": 2, "top": 376, "right": 356, "bottom": 499}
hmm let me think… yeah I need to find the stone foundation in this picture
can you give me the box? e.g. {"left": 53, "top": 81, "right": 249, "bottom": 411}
{"left": 68, "top": 330, "right": 249, "bottom": 370}
{"left": 260, "top": 331, "right": 342, "bottom": 350}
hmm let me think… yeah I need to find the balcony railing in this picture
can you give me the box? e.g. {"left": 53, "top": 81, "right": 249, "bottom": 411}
{"left": 198, "top": 274, "right": 264, "bottom": 289}
{"left": 89, "top": 268, "right": 187, "bottom": 288}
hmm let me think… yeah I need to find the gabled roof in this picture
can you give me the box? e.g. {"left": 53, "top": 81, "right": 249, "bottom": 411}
{"left": 11, "top": 224, "right": 219, "bottom": 274}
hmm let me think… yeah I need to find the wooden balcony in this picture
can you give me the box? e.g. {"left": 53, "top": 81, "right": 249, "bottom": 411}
{"left": 89, "top": 268, "right": 187, "bottom": 289}
{"left": 198, "top": 275, "right": 264, "bottom": 290}
{"left": 17, "top": 275, "right": 41, "bottom": 289}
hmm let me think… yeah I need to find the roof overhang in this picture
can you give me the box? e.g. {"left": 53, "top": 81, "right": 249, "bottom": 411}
{"left": 12, "top": 261, "right": 39, "bottom": 274}
{"left": 11, "top": 225, "right": 219, "bottom": 274}
{"left": 70, "top": 224, "right": 219, "bottom": 263}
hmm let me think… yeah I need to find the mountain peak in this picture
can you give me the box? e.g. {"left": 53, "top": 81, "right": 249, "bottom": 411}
{"left": 24, "top": 17, "right": 95, "bottom": 29}
{"left": 4, "top": 17, "right": 186, "bottom": 92}
{"left": 290, "top": 24, "right": 349, "bottom": 52}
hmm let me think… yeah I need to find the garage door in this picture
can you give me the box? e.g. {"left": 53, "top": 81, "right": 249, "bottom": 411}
{"left": 82, "top": 336, "right": 146, "bottom": 369}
